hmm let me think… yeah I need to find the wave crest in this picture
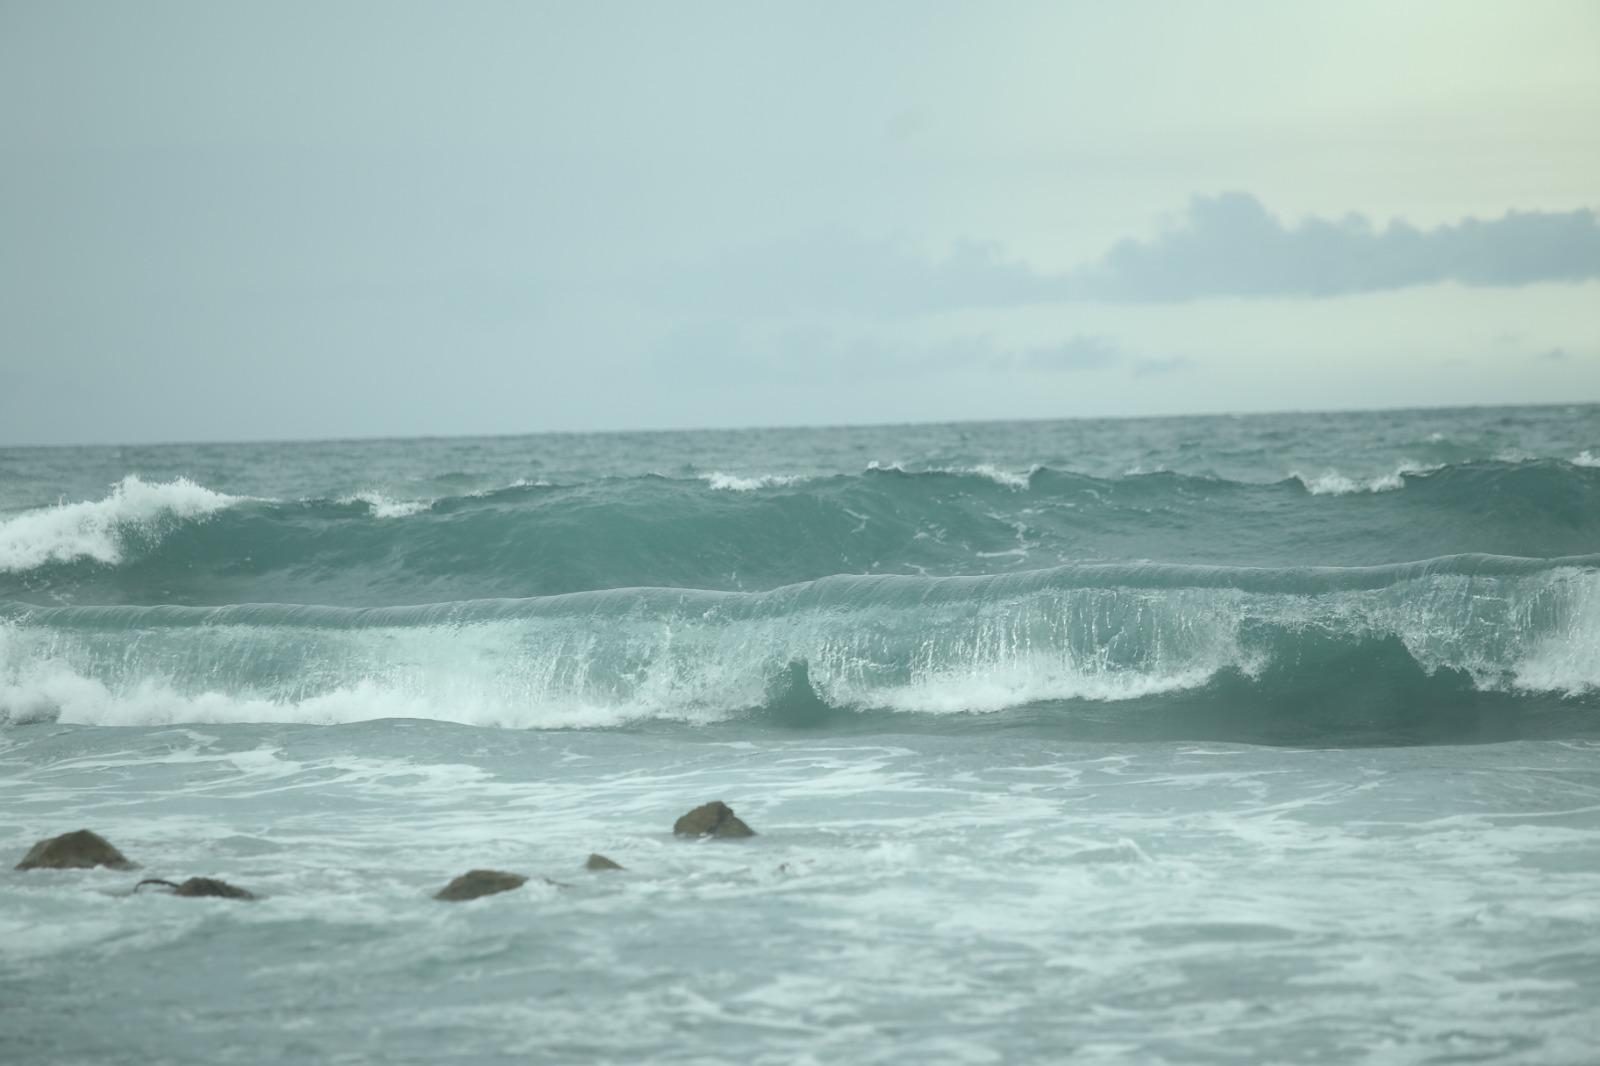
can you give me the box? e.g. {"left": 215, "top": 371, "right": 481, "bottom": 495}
{"left": 0, "top": 476, "right": 245, "bottom": 573}
{"left": 1290, "top": 462, "right": 1441, "bottom": 496}
{"left": 337, "top": 491, "right": 432, "bottom": 519}
{"left": 700, "top": 472, "right": 809, "bottom": 492}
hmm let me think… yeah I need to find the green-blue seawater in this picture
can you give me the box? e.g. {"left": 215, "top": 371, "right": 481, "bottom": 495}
{"left": 4, "top": 406, "right": 1599, "bottom": 1063}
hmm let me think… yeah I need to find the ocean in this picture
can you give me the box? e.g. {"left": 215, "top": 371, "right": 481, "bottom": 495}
{"left": 3, "top": 405, "right": 1599, "bottom": 1064}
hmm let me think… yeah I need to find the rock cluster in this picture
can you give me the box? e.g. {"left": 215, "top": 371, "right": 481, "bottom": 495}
{"left": 16, "top": 802, "right": 758, "bottom": 903}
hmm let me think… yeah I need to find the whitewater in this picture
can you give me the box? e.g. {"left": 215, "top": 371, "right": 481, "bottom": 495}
{"left": 4, "top": 405, "right": 1600, "bottom": 1064}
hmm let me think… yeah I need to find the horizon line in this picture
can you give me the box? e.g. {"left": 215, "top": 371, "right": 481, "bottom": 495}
{"left": 1, "top": 396, "right": 1596, "bottom": 451}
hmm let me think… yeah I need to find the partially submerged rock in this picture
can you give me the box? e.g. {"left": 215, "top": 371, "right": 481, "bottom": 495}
{"left": 433, "top": 869, "right": 528, "bottom": 901}
{"left": 584, "top": 853, "right": 623, "bottom": 871}
{"left": 16, "top": 829, "right": 136, "bottom": 871}
{"left": 673, "top": 801, "right": 755, "bottom": 838}
{"left": 136, "top": 877, "right": 255, "bottom": 900}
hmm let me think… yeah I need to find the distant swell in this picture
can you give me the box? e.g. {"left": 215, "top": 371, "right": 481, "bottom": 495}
{"left": 4, "top": 556, "right": 1597, "bottom": 740}
{"left": 5, "top": 459, "right": 1600, "bottom": 605}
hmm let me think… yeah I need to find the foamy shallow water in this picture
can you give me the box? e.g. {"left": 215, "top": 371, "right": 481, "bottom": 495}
{"left": 3, "top": 722, "right": 1598, "bottom": 1065}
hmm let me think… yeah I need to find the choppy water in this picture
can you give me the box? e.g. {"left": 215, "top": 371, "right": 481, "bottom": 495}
{"left": 3, "top": 406, "right": 1599, "bottom": 1063}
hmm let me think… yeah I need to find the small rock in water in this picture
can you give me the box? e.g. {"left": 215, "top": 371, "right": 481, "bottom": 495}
{"left": 16, "top": 829, "right": 136, "bottom": 871}
{"left": 673, "top": 800, "right": 755, "bottom": 838}
{"left": 584, "top": 853, "right": 623, "bottom": 871}
{"left": 433, "top": 869, "right": 528, "bottom": 901}
{"left": 177, "top": 876, "right": 254, "bottom": 900}
{"left": 136, "top": 877, "right": 256, "bottom": 900}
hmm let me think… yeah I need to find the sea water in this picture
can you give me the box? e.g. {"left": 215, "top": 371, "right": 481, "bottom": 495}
{"left": 2, "top": 406, "right": 1599, "bottom": 1063}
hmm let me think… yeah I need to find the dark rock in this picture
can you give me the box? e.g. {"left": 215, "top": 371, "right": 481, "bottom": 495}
{"left": 433, "top": 869, "right": 528, "bottom": 901}
{"left": 135, "top": 877, "right": 255, "bottom": 900}
{"left": 584, "top": 853, "right": 623, "bottom": 871}
{"left": 673, "top": 800, "right": 755, "bottom": 838}
{"left": 176, "top": 876, "right": 254, "bottom": 900}
{"left": 16, "top": 829, "right": 136, "bottom": 871}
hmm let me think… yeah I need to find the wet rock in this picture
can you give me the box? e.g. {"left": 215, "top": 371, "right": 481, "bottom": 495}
{"left": 177, "top": 876, "right": 255, "bottom": 900}
{"left": 16, "top": 829, "right": 136, "bottom": 871}
{"left": 673, "top": 800, "right": 755, "bottom": 838}
{"left": 433, "top": 869, "right": 528, "bottom": 901}
{"left": 584, "top": 853, "right": 623, "bottom": 871}
{"left": 136, "top": 877, "right": 255, "bottom": 900}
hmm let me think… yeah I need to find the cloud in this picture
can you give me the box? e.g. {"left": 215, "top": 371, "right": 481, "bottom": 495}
{"left": 1012, "top": 335, "right": 1121, "bottom": 372}
{"left": 1075, "top": 192, "right": 1600, "bottom": 301}
{"left": 644, "top": 194, "right": 1600, "bottom": 319}
{"left": 649, "top": 320, "right": 980, "bottom": 382}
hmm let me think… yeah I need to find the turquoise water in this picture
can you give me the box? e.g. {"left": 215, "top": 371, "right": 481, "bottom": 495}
{"left": 3, "top": 406, "right": 1600, "bottom": 1063}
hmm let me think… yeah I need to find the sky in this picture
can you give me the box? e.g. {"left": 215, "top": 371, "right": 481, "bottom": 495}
{"left": 1, "top": 0, "right": 1597, "bottom": 445}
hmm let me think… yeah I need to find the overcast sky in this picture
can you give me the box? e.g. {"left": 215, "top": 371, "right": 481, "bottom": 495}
{"left": 2, "top": 0, "right": 1597, "bottom": 444}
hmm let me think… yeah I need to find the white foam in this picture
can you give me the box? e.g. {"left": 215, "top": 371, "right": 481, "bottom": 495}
{"left": 701, "top": 472, "right": 808, "bottom": 492}
{"left": 0, "top": 645, "right": 1234, "bottom": 729}
{"left": 956, "top": 464, "right": 1036, "bottom": 490}
{"left": 0, "top": 615, "right": 759, "bottom": 730}
{"left": 0, "top": 666, "right": 428, "bottom": 729}
{"left": 858, "top": 659, "right": 1224, "bottom": 714}
{"left": 866, "top": 461, "right": 1036, "bottom": 490}
{"left": 340, "top": 491, "right": 431, "bottom": 519}
{"left": 1571, "top": 451, "right": 1600, "bottom": 468}
{"left": 1512, "top": 571, "right": 1600, "bottom": 695}
{"left": 342, "top": 479, "right": 555, "bottom": 512}
{"left": 0, "top": 660, "right": 726, "bottom": 731}
{"left": 0, "top": 476, "right": 246, "bottom": 573}
{"left": 466, "top": 478, "right": 552, "bottom": 496}
{"left": 1291, "top": 462, "right": 1439, "bottom": 496}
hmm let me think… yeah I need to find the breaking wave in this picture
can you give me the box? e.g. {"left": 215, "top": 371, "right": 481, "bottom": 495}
{"left": 4, "top": 555, "right": 1596, "bottom": 742}
{"left": 0, "top": 476, "right": 246, "bottom": 573}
